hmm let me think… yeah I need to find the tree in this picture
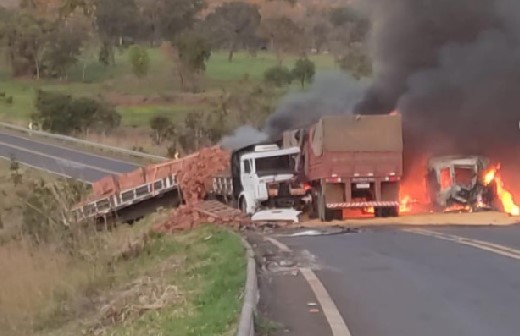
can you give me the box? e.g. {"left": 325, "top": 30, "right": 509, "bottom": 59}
{"left": 149, "top": 115, "right": 174, "bottom": 145}
{"left": 33, "top": 90, "right": 75, "bottom": 133}
{"left": 60, "top": 0, "right": 96, "bottom": 17}
{"left": 204, "top": 2, "right": 261, "bottom": 62}
{"left": 95, "top": 0, "right": 141, "bottom": 64}
{"left": 174, "top": 31, "right": 212, "bottom": 88}
{"left": 328, "top": 6, "right": 370, "bottom": 54}
{"left": 259, "top": 17, "right": 305, "bottom": 62}
{"left": 337, "top": 44, "right": 373, "bottom": 80}
{"left": 128, "top": 45, "right": 150, "bottom": 77}
{"left": 0, "top": 11, "right": 54, "bottom": 78}
{"left": 177, "top": 111, "right": 205, "bottom": 151}
{"left": 78, "top": 30, "right": 99, "bottom": 81}
{"left": 43, "top": 18, "right": 89, "bottom": 78}
{"left": 33, "top": 90, "right": 121, "bottom": 135}
{"left": 264, "top": 65, "right": 293, "bottom": 87}
{"left": 0, "top": 8, "right": 87, "bottom": 79}
{"left": 137, "top": 0, "right": 204, "bottom": 43}
{"left": 304, "top": 7, "right": 331, "bottom": 53}
{"left": 292, "top": 57, "right": 315, "bottom": 88}
{"left": 136, "top": 0, "right": 165, "bottom": 45}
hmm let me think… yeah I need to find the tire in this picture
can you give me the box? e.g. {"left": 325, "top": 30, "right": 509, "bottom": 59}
{"left": 374, "top": 207, "right": 384, "bottom": 218}
{"left": 389, "top": 206, "right": 400, "bottom": 217}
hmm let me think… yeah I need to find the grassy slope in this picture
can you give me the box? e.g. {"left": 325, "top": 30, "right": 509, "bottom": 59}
{"left": 0, "top": 162, "right": 246, "bottom": 336}
{"left": 41, "top": 225, "right": 246, "bottom": 336}
{"left": 0, "top": 49, "right": 335, "bottom": 126}
{"left": 106, "top": 226, "right": 246, "bottom": 336}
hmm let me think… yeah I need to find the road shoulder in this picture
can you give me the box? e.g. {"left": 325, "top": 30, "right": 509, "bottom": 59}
{"left": 246, "top": 231, "right": 332, "bottom": 336}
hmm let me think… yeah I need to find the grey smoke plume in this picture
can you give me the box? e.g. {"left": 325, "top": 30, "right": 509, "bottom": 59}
{"left": 220, "top": 125, "right": 268, "bottom": 151}
{"left": 263, "top": 71, "right": 367, "bottom": 138}
{"left": 357, "top": 0, "right": 520, "bottom": 156}
{"left": 219, "top": 72, "right": 366, "bottom": 150}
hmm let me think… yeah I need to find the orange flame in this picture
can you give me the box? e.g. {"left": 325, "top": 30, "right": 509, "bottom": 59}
{"left": 484, "top": 165, "right": 520, "bottom": 217}
{"left": 400, "top": 195, "right": 413, "bottom": 213}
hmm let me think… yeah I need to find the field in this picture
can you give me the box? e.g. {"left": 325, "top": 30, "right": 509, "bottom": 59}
{"left": 0, "top": 48, "right": 336, "bottom": 127}
{"left": 0, "top": 162, "right": 246, "bottom": 336}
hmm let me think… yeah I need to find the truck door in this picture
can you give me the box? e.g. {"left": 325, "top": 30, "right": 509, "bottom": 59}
{"left": 241, "top": 159, "right": 256, "bottom": 205}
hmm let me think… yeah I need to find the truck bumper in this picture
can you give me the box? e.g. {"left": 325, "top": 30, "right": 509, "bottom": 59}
{"left": 327, "top": 201, "right": 400, "bottom": 209}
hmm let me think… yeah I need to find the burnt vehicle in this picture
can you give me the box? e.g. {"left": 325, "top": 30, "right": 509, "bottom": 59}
{"left": 427, "top": 156, "right": 496, "bottom": 212}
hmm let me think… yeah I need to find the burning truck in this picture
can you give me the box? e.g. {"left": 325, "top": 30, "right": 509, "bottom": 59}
{"left": 426, "top": 156, "right": 495, "bottom": 212}
{"left": 417, "top": 155, "right": 519, "bottom": 216}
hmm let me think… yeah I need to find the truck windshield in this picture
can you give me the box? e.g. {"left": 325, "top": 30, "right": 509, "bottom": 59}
{"left": 255, "top": 155, "right": 294, "bottom": 176}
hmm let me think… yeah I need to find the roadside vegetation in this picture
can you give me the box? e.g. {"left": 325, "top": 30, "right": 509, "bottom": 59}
{"left": 0, "top": 0, "right": 370, "bottom": 157}
{"left": 0, "top": 161, "right": 246, "bottom": 336}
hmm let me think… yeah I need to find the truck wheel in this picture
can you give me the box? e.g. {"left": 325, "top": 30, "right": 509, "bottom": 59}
{"left": 389, "top": 206, "right": 400, "bottom": 217}
{"left": 374, "top": 207, "right": 384, "bottom": 218}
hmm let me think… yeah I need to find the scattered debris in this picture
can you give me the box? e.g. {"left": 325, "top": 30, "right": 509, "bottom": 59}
{"left": 251, "top": 209, "right": 302, "bottom": 223}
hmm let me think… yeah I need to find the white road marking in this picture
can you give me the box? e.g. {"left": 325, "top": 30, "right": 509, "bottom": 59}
{"left": 0, "top": 155, "right": 92, "bottom": 184}
{"left": 300, "top": 268, "right": 352, "bottom": 336}
{"left": 0, "top": 131, "right": 139, "bottom": 167}
{"left": 264, "top": 236, "right": 291, "bottom": 252}
{"left": 403, "top": 228, "right": 520, "bottom": 261}
{"left": 265, "top": 236, "right": 352, "bottom": 336}
{"left": 0, "top": 140, "right": 119, "bottom": 175}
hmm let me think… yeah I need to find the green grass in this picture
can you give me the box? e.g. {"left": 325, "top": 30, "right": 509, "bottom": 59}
{"left": 0, "top": 48, "right": 336, "bottom": 125}
{"left": 106, "top": 225, "right": 247, "bottom": 336}
{"left": 207, "top": 51, "right": 336, "bottom": 81}
{"left": 118, "top": 104, "right": 202, "bottom": 126}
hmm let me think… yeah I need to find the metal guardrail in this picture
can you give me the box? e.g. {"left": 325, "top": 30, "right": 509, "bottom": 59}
{"left": 0, "top": 122, "right": 168, "bottom": 162}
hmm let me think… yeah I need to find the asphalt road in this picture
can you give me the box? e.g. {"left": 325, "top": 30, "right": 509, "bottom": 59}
{"left": 280, "top": 225, "right": 520, "bottom": 336}
{"left": 0, "top": 131, "right": 139, "bottom": 182}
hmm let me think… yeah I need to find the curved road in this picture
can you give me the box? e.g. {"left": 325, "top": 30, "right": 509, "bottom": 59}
{"left": 4, "top": 130, "right": 520, "bottom": 335}
{"left": 0, "top": 131, "right": 139, "bottom": 182}
{"left": 279, "top": 225, "right": 520, "bottom": 336}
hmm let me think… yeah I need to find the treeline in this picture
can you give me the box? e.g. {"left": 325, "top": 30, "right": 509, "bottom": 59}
{"left": 0, "top": 0, "right": 371, "bottom": 80}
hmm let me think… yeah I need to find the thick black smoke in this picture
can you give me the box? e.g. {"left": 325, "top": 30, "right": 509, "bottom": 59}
{"left": 220, "top": 72, "right": 366, "bottom": 150}
{"left": 223, "top": 0, "right": 520, "bottom": 163}
{"left": 357, "top": 0, "right": 520, "bottom": 157}
{"left": 263, "top": 72, "right": 367, "bottom": 138}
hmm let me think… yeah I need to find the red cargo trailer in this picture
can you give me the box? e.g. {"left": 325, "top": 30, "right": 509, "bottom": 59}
{"left": 284, "top": 114, "right": 403, "bottom": 221}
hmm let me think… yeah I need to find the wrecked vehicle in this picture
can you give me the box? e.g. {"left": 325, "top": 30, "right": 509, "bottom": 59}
{"left": 427, "top": 156, "right": 496, "bottom": 212}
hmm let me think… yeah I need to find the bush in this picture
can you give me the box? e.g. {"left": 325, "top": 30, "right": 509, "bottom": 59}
{"left": 292, "top": 57, "right": 316, "bottom": 88}
{"left": 21, "top": 178, "right": 89, "bottom": 247}
{"left": 128, "top": 45, "right": 150, "bottom": 78}
{"left": 263, "top": 65, "right": 293, "bottom": 87}
{"left": 33, "top": 90, "right": 121, "bottom": 135}
{"left": 149, "top": 115, "right": 174, "bottom": 145}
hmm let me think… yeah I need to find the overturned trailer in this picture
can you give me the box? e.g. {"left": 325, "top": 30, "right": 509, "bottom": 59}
{"left": 427, "top": 156, "right": 496, "bottom": 212}
{"left": 72, "top": 144, "right": 307, "bottom": 225}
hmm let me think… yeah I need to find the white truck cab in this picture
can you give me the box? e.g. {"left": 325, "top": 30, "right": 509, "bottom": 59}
{"left": 236, "top": 145, "right": 300, "bottom": 214}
